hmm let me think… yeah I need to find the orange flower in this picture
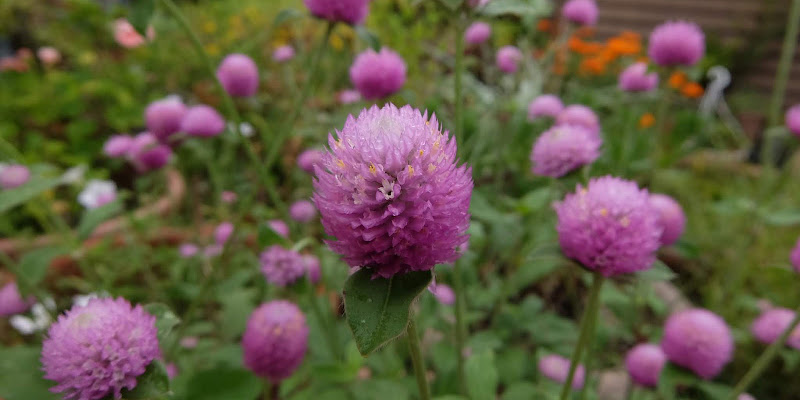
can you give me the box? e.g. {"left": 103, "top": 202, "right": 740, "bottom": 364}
{"left": 681, "top": 82, "right": 704, "bottom": 98}
{"left": 576, "top": 26, "right": 595, "bottom": 38}
{"left": 606, "top": 36, "right": 641, "bottom": 57}
{"left": 668, "top": 71, "right": 687, "bottom": 89}
{"left": 580, "top": 55, "right": 608, "bottom": 75}
{"left": 538, "top": 19, "right": 553, "bottom": 33}
{"left": 638, "top": 113, "right": 655, "bottom": 129}
{"left": 569, "top": 37, "right": 603, "bottom": 55}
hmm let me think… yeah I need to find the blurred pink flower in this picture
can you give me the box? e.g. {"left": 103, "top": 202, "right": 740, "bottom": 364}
{"left": 37, "top": 47, "right": 61, "bottom": 65}
{"left": 337, "top": 89, "right": 362, "bottom": 105}
{"left": 268, "top": 220, "right": 289, "bottom": 238}
{"left": 113, "top": 19, "right": 154, "bottom": 48}
{"left": 179, "top": 243, "right": 199, "bottom": 258}
{"left": 214, "top": 222, "right": 234, "bottom": 245}
{"left": 221, "top": 191, "right": 238, "bottom": 204}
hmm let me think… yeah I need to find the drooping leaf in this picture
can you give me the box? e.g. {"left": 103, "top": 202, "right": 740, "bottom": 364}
{"left": 343, "top": 268, "right": 433, "bottom": 355}
{"left": 129, "top": 0, "right": 156, "bottom": 37}
{"left": 16, "top": 246, "right": 67, "bottom": 294}
{"left": 182, "top": 367, "right": 261, "bottom": 400}
{"left": 144, "top": 303, "right": 181, "bottom": 344}
{"left": 465, "top": 350, "right": 498, "bottom": 400}
{"left": 76, "top": 198, "right": 123, "bottom": 240}
{"left": 480, "top": 0, "right": 552, "bottom": 17}
{"left": 118, "top": 361, "right": 170, "bottom": 400}
{"left": 355, "top": 26, "right": 381, "bottom": 52}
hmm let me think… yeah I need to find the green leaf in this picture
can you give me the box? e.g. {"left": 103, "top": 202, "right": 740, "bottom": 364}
{"left": 437, "top": 0, "right": 464, "bottom": 11}
{"left": 502, "top": 381, "right": 539, "bottom": 400}
{"left": 0, "top": 176, "right": 62, "bottom": 213}
{"left": 16, "top": 246, "right": 67, "bottom": 294}
{"left": 638, "top": 260, "right": 677, "bottom": 282}
{"left": 695, "top": 381, "right": 733, "bottom": 399}
{"left": 129, "top": 0, "right": 155, "bottom": 37}
{"left": 480, "top": 0, "right": 552, "bottom": 17}
{"left": 273, "top": 8, "right": 303, "bottom": 26}
{"left": 119, "top": 361, "right": 170, "bottom": 400}
{"left": 656, "top": 364, "right": 697, "bottom": 400}
{"left": 257, "top": 221, "right": 289, "bottom": 247}
{"left": 343, "top": 268, "right": 433, "bottom": 355}
{"left": 183, "top": 367, "right": 261, "bottom": 400}
{"left": 76, "top": 199, "right": 123, "bottom": 240}
{"left": 0, "top": 346, "right": 59, "bottom": 400}
{"left": 355, "top": 26, "right": 381, "bottom": 52}
{"left": 144, "top": 303, "right": 181, "bottom": 344}
{"left": 465, "top": 350, "right": 498, "bottom": 400}
{"left": 761, "top": 209, "right": 800, "bottom": 226}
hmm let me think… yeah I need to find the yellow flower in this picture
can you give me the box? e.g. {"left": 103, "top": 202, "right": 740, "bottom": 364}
{"left": 202, "top": 21, "right": 217, "bottom": 34}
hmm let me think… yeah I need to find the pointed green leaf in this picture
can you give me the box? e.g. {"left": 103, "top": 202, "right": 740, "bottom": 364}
{"left": 129, "top": 0, "right": 156, "bottom": 37}
{"left": 183, "top": 367, "right": 261, "bottom": 400}
{"left": 480, "top": 0, "right": 551, "bottom": 17}
{"left": 118, "top": 361, "right": 170, "bottom": 400}
{"left": 638, "top": 260, "right": 677, "bottom": 282}
{"left": 257, "top": 221, "right": 289, "bottom": 247}
{"left": 76, "top": 199, "right": 123, "bottom": 240}
{"left": 343, "top": 268, "right": 432, "bottom": 355}
{"left": 144, "top": 303, "right": 181, "bottom": 344}
{"left": 354, "top": 26, "right": 381, "bottom": 52}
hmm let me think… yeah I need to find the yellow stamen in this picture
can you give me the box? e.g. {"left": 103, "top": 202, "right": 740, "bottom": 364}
{"left": 337, "top": 159, "right": 345, "bottom": 168}
{"left": 408, "top": 165, "right": 414, "bottom": 175}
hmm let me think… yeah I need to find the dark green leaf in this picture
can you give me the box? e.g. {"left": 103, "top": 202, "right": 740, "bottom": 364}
{"left": 144, "top": 303, "right": 181, "bottom": 344}
{"left": 0, "top": 346, "right": 59, "bottom": 400}
{"left": 465, "top": 350, "right": 498, "bottom": 400}
{"left": 183, "top": 367, "right": 261, "bottom": 400}
{"left": 696, "top": 381, "right": 733, "bottom": 399}
{"left": 129, "top": 0, "right": 156, "bottom": 37}
{"left": 76, "top": 198, "right": 123, "bottom": 240}
{"left": 258, "top": 221, "right": 289, "bottom": 247}
{"left": 119, "top": 361, "right": 170, "bottom": 400}
{"left": 16, "top": 246, "right": 67, "bottom": 294}
{"left": 343, "top": 268, "right": 433, "bottom": 355}
{"left": 0, "top": 176, "right": 62, "bottom": 214}
{"left": 355, "top": 26, "right": 381, "bottom": 52}
{"left": 480, "top": 0, "right": 552, "bottom": 17}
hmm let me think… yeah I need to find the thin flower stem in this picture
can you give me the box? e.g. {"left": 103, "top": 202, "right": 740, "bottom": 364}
{"left": 407, "top": 314, "right": 432, "bottom": 400}
{"left": 453, "top": 258, "right": 468, "bottom": 395}
{"left": 653, "top": 76, "right": 674, "bottom": 168}
{"left": 727, "top": 304, "right": 800, "bottom": 399}
{"left": 559, "top": 271, "right": 605, "bottom": 400}
{"left": 768, "top": 0, "right": 800, "bottom": 127}
{"left": 454, "top": 14, "right": 466, "bottom": 153}
{"left": 306, "top": 283, "right": 342, "bottom": 360}
{"left": 577, "top": 278, "right": 602, "bottom": 400}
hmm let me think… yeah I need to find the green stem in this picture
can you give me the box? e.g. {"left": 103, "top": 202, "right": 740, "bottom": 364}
{"left": 768, "top": 0, "right": 800, "bottom": 126}
{"left": 407, "top": 315, "right": 432, "bottom": 400}
{"left": 653, "top": 77, "right": 674, "bottom": 168}
{"left": 727, "top": 304, "right": 800, "bottom": 399}
{"left": 577, "top": 279, "right": 602, "bottom": 400}
{"left": 307, "top": 283, "right": 342, "bottom": 360}
{"left": 559, "top": 272, "right": 605, "bottom": 400}
{"left": 453, "top": 259, "right": 468, "bottom": 395}
{"left": 454, "top": 14, "right": 465, "bottom": 153}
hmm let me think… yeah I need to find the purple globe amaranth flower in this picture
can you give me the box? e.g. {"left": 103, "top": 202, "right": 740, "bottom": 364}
{"left": 302, "top": 254, "right": 321, "bottom": 283}
{"left": 791, "top": 237, "right": 800, "bottom": 273}
{"left": 785, "top": 104, "right": 800, "bottom": 136}
{"left": 214, "top": 222, "right": 234, "bottom": 245}
{"left": 562, "top": 0, "right": 598, "bottom": 26}
{"left": 145, "top": 97, "right": 187, "bottom": 142}
{"left": 41, "top": 298, "right": 160, "bottom": 400}
{"left": 538, "top": 354, "right": 585, "bottom": 389}
{"left": 298, "top": 149, "right": 325, "bottom": 173}
{"left": 649, "top": 194, "right": 686, "bottom": 246}
{"left": 465, "top": 22, "right": 491, "bottom": 46}
{"left": 103, "top": 135, "right": 134, "bottom": 158}
{"left": 751, "top": 307, "right": 800, "bottom": 349}
{"left": 181, "top": 105, "right": 225, "bottom": 138}
{"left": 242, "top": 300, "right": 308, "bottom": 382}
{"left": 555, "top": 176, "right": 662, "bottom": 276}
{"left": 496, "top": 45, "right": 523, "bottom": 73}
{"left": 556, "top": 105, "right": 600, "bottom": 137}
{"left": 530, "top": 124, "right": 601, "bottom": 178}
{"left": 528, "top": 94, "right": 564, "bottom": 121}
{"left": 312, "top": 104, "right": 473, "bottom": 278}
{"left": 661, "top": 308, "right": 734, "bottom": 379}
{"left": 350, "top": 48, "right": 407, "bottom": 100}
{"left": 137, "top": 144, "right": 172, "bottom": 172}
{"left": 179, "top": 243, "right": 199, "bottom": 258}
{"left": 0, "top": 164, "right": 31, "bottom": 189}
{"left": 260, "top": 245, "right": 307, "bottom": 287}
{"left": 648, "top": 21, "right": 705, "bottom": 67}
{"left": 619, "top": 62, "right": 659, "bottom": 92}
{"left": 428, "top": 282, "right": 455, "bottom": 305}
{"left": 268, "top": 219, "right": 290, "bottom": 238}
{"left": 217, "top": 54, "right": 259, "bottom": 97}
{"left": 303, "top": 0, "right": 370, "bottom": 25}
{"left": 625, "top": 343, "right": 666, "bottom": 387}
{"left": 0, "top": 282, "right": 35, "bottom": 316}
{"left": 272, "top": 45, "right": 295, "bottom": 63}
{"left": 289, "top": 200, "right": 317, "bottom": 223}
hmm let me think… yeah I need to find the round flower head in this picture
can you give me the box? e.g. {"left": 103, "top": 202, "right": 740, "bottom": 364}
{"left": 528, "top": 94, "right": 564, "bottom": 121}
{"left": 785, "top": 104, "right": 800, "bottom": 137}
{"left": 221, "top": 191, "right": 238, "bottom": 204}
{"left": 103, "top": 135, "right": 134, "bottom": 158}
{"left": 181, "top": 105, "right": 225, "bottom": 138}
{"left": 350, "top": 48, "right": 407, "bottom": 100}
{"left": 217, "top": 54, "right": 259, "bottom": 97}
{"left": 739, "top": 394, "right": 755, "bottom": 400}
{"left": 113, "top": 19, "right": 148, "bottom": 49}
{"left": 465, "top": 22, "right": 492, "bottom": 46}
{"left": 303, "top": 0, "right": 370, "bottom": 25}
{"left": 0, "top": 282, "right": 35, "bottom": 316}
{"left": 530, "top": 124, "right": 601, "bottom": 178}
{"left": 750, "top": 307, "right": 800, "bottom": 349}
{"left": 619, "top": 62, "right": 659, "bottom": 92}
{"left": 562, "top": 0, "right": 598, "bottom": 26}
{"left": 649, "top": 194, "right": 686, "bottom": 246}
{"left": 338, "top": 89, "right": 362, "bottom": 105}
{"left": 791, "top": 237, "right": 800, "bottom": 274}
{"left": 428, "top": 282, "right": 455, "bottom": 305}
{"left": 242, "top": 301, "right": 308, "bottom": 382}
{"left": 78, "top": 179, "right": 117, "bottom": 209}
{"left": 312, "top": 104, "right": 473, "bottom": 278}
{"left": 41, "top": 298, "right": 160, "bottom": 400}
{"left": 268, "top": 219, "right": 290, "bottom": 238}
{"left": 136, "top": 144, "right": 172, "bottom": 172}
{"left": 302, "top": 254, "right": 321, "bottom": 283}
{"left": 289, "top": 200, "right": 317, "bottom": 223}
{"left": 556, "top": 105, "right": 600, "bottom": 136}
{"left": 260, "top": 245, "right": 307, "bottom": 287}
{"left": 538, "top": 354, "right": 585, "bottom": 389}
{"left": 145, "top": 97, "right": 187, "bottom": 142}
{"left": 648, "top": 21, "right": 705, "bottom": 67}
{"left": 272, "top": 45, "right": 295, "bottom": 63}
{"left": 38, "top": 47, "right": 61, "bottom": 65}
{"left": 496, "top": 45, "right": 523, "bottom": 73}
{"left": 179, "top": 243, "right": 199, "bottom": 258}
{"left": 214, "top": 222, "right": 234, "bottom": 245}
{"left": 0, "top": 164, "right": 31, "bottom": 189}
{"left": 625, "top": 343, "right": 666, "bottom": 387}
{"left": 298, "top": 149, "right": 325, "bottom": 173}
{"left": 555, "top": 176, "right": 662, "bottom": 276}
{"left": 661, "top": 308, "right": 734, "bottom": 379}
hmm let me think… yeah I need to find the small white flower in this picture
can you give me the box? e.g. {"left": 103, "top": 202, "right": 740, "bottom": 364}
{"left": 78, "top": 179, "right": 117, "bottom": 209}
{"left": 229, "top": 122, "right": 255, "bottom": 138}
{"left": 9, "top": 297, "right": 55, "bottom": 335}
{"left": 61, "top": 165, "right": 87, "bottom": 184}
{"left": 72, "top": 292, "right": 106, "bottom": 307}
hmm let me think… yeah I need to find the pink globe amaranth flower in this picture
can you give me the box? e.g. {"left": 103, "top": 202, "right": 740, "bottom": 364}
{"left": 618, "top": 62, "right": 659, "bottom": 92}
{"left": 338, "top": 89, "right": 362, "bottom": 105}
{"left": 496, "top": 45, "right": 523, "bottom": 73}
{"left": 751, "top": 307, "right": 800, "bottom": 349}
{"left": 661, "top": 308, "right": 734, "bottom": 379}
{"left": 530, "top": 124, "right": 601, "bottom": 178}
{"left": 350, "top": 48, "right": 407, "bottom": 100}
{"left": 127, "top": 132, "right": 157, "bottom": 159}
{"left": 0, "top": 164, "right": 31, "bottom": 189}
{"left": 648, "top": 21, "right": 705, "bottom": 67}
{"left": 145, "top": 97, "right": 187, "bottom": 142}
{"left": 165, "top": 363, "right": 178, "bottom": 380}
{"left": 181, "top": 105, "right": 225, "bottom": 138}
{"left": 556, "top": 105, "right": 601, "bottom": 137}
{"left": 137, "top": 144, "right": 173, "bottom": 172}
{"left": 312, "top": 104, "right": 473, "bottom": 278}
{"left": 260, "top": 245, "right": 307, "bottom": 287}
{"left": 303, "top": 0, "right": 370, "bottom": 25}
{"left": 555, "top": 176, "right": 662, "bottom": 276}
{"left": 303, "top": 254, "right": 321, "bottom": 283}
{"left": 41, "top": 298, "right": 159, "bottom": 400}
{"left": 0, "top": 282, "right": 35, "bottom": 316}
{"left": 243, "top": 301, "right": 308, "bottom": 382}
{"left": 113, "top": 19, "right": 148, "bottom": 48}
{"left": 217, "top": 54, "right": 259, "bottom": 97}
{"left": 272, "top": 45, "right": 295, "bottom": 63}
{"left": 78, "top": 180, "right": 117, "bottom": 209}
{"left": 214, "top": 222, "right": 234, "bottom": 245}
{"left": 221, "top": 191, "right": 238, "bottom": 204}
{"left": 179, "top": 243, "right": 199, "bottom": 258}
{"left": 37, "top": 46, "right": 61, "bottom": 65}
{"left": 649, "top": 194, "right": 686, "bottom": 246}
{"left": 791, "top": 237, "right": 800, "bottom": 273}
{"left": 268, "top": 219, "right": 290, "bottom": 238}
{"left": 428, "top": 282, "right": 455, "bottom": 305}
{"left": 785, "top": 104, "right": 800, "bottom": 136}
{"left": 528, "top": 94, "right": 564, "bottom": 121}
{"left": 289, "top": 200, "right": 317, "bottom": 223}
{"left": 298, "top": 149, "right": 326, "bottom": 173}
{"left": 538, "top": 354, "right": 585, "bottom": 389}
{"left": 465, "top": 22, "right": 491, "bottom": 46}
{"left": 625, "top": 343, "right": 666, "bottom": 387}
{"left": 103, "top": 135, "right": 134, "bottom": 158}
{"left": 738, "top": 394, "right": 756, "bottom": 400}
{"left": 562, "top": 0, "right": 598, "bottom": 26}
